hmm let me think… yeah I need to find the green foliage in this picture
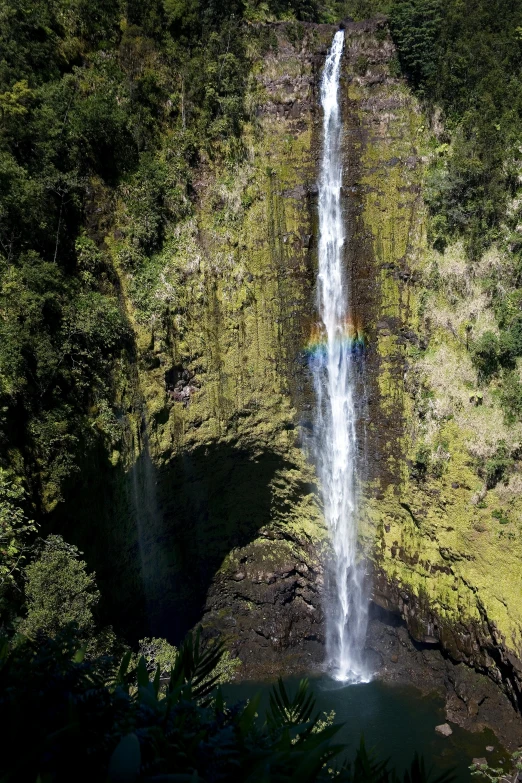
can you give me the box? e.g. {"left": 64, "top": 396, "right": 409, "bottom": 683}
{"left": 411, "top": 444, "right": 430, "bottom": 480}
{"left": 339, "top": 0, "right": 392, "bottom": 20}
{"left": 468, "top": 279, "right": 522, "bottom": 419}
{"left": 138, "top": 635, "right": 178, "bottom": 673}
{"left": 0, "top": 249, "right": 131, "bottom": 505}
{"left": 340, "top": 744, "right": 454, "bottom": 783}
{"left": 470, "top": 751, "right": 522, "bottom": 783}
{"left": 470, "top": 331, "right": 503, "bottom": 380}
{"left": 137, "top": 634, "right": 241, "bottom": 685}
{"left": 0, "top": 0, "right": 257, "bottom": 510}
{"left": 0, "top": 0, "right": 363, "bottom": 517}
{"left": 0, "top": 624, "right": 456, "bottom": 783}
{"left": 214, "top": 647, "right": 242, "bottom": 683}
{"left": 243, "top": 0, "right": 326, "bottom": 22}
{"left": 470, "top": 319, "right": 522, "bottom": 379}
{"left": 268, "top": 676, "right": 319, "bottom": 729}
{"left": 0, "top": 468, "right": 37, "bottom": 604}
{"left": 499, "top": 370, "right": 522, "bottom": 423}
{"left": 389, "top": 0, "right": 442, "bottom": 91}
{"left": 479, "top": 442, "right": 513, "bottom": 490}
{"left": 163, "top": 0, "right": 204, "bottom": 30}
{"left": 390, "top": 0, "right": 522, "bottom": 257}
{"left": 18, "top": 534, "right": 100, "bottom": 641}
{"left": 491, "top": 508, "right": 509, "bottom": 525}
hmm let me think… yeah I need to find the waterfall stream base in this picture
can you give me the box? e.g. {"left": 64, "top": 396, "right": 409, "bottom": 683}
{"left": 205, "top": 600, "right": 522, "bottom": 753}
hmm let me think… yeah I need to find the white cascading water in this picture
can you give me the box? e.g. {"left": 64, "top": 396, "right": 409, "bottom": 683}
{"left": 310, "top": 29, "right": 369, "bottom": 683}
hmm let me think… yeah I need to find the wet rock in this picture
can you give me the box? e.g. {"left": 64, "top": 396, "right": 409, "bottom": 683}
{"left": 486, "top": 746, "right": 494, "bottom": 753}
{"left": 366, "top": 605, "right": 522, "bottom": 751}
{"left": 201, "top": 535, "right": 325, "bottom": 680}
{"left": 165, "top": 365, "right": 198, "bottom": 407}
{"left": 435, "top": 723, "right": 453, "bottom": 737}
{"left": 472, "top": 759, "right": 487, "bottom": 768}
{"left": 371, "top": 566, "right": 522, "bottom": 722}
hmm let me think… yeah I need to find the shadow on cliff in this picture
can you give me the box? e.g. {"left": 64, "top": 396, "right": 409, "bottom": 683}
{"left": 149, "top": 443, "right": 290, "bottom": 643}
{"left": 48, "top": 440, "right": 289, "bottom": 646}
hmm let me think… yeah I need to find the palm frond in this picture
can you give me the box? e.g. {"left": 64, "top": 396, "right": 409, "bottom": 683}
{"left": 166, "top": 628, "right": 224, "bottom": 706}
{"left": 267, "top": 677, "right": 320, "bottom": 732}
{"left": 404, "top": 754, "right": 455, "bottom": 783}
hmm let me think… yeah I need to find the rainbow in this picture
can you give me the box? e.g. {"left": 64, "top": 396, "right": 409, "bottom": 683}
{"left": 304, "top": 319, "right": 366, "bottom": 360}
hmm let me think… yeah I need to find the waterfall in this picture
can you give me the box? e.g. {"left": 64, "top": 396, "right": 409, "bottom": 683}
{"left": 310, "top": 29, "right": 369, "bottom": 683}
{"left": 129, "top": 421, "right": 168, "bottom": 633}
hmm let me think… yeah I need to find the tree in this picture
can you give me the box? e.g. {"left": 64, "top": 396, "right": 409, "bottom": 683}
{"left": 138, "top": 636, "right": 178, "bottom": 673}
{"left": 0, "top": 469, "right": 37, "bottom": 607}
{"left": 389, "top": 0, "right": 442, "bottom": 91}
{"left": 18, "top": 534, "right": 100, "bottom": 641}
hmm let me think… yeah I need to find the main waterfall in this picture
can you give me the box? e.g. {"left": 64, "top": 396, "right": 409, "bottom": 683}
{"left": 310, "top": 29, "right": 369, "bottom": 683}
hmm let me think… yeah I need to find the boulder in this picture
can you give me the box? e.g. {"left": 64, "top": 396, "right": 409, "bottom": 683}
{"left": 435, "top": 723, "right": 453, "bottom": 737}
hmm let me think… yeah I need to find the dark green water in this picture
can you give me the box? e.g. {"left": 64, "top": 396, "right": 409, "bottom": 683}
{"left": 223, "top": 676, "right": 508, "bottom": 782}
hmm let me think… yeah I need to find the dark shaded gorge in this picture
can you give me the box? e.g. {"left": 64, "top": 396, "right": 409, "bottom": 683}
{"left": 48, "top": 440, "right": 302, "bottom": 643}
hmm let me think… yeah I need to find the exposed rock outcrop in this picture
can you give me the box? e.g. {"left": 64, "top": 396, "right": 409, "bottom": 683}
{"left": 201, "top": 531, "right": 326, "bottom": 679}
{"left": 366, "top": 605, "right": 522, "bottom": 750}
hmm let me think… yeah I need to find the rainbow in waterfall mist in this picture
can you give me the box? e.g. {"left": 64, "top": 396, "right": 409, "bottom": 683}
{"left": 309, "top": 29, "right": 370, "bottom": 684}
{"left": 305, "top": 320, "right": 366, "bottom": 361}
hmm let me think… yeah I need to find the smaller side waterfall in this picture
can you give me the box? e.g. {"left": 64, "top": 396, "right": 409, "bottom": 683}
{"left": 129, "top": 420, "right": 168, "bottom": 633}
{"left": 309, "top": 29, "right": 369, "bottom": 683}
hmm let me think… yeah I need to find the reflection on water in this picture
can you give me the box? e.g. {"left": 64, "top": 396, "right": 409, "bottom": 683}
{"left": 223, "top": 676, "right": 508, "bottom": 783}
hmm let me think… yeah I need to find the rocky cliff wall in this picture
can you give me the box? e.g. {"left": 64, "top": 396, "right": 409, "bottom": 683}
{"left": 342, "top": 20, "right": 522, "bottom": 718}
{"left": 49, "top": 23, "right": 336, "bottom": 664}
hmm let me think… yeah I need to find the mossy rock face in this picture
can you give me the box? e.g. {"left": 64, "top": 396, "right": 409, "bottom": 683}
{"left": 48, "top": 24, "right": 334, "bottom": 660}
{"left": 341, "top": 20, "right": 522, "bottom": 711}
{"left": 137, "top": 25, "right": 333, "bottom": 656}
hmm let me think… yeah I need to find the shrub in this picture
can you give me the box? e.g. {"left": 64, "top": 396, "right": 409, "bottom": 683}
{"left": 470, "top": 331, "right": 501, "bottom": 380}
{"left": 138, "top": 634, "right": 241, "bottom": 683}
{"left": 411, "top": 444, "right": 431, "bottom": 480}
{"left": 499, "top": 370, "right": 522, "bottom": 424}
{"left": 0, "top": 469, "right": 37, "bottom": 610}
{"left": 18, "top": 535, "right": 100, "bottom": 642}
{"left": 480, "top": 442, "right": 513, "bottom": 490}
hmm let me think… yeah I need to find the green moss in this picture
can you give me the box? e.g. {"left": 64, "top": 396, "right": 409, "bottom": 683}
{"left": 349, "top": 28, "right": 522, "bottom": 654}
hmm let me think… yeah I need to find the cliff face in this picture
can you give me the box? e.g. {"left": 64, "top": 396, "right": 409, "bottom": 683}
{"left": 49, "top": 18, "right": 522, "bottom": 711}
{"left": 49, "top": 22, "right": 336, "bottom": 666}
{"left": 341, "top": 23, "right": 522, "bottom": 714}
{"left": 132, "top": 22, "right": 334, "bottom": 669}
{"left": 332, "top": 21, "right": 522, "bottom": 715}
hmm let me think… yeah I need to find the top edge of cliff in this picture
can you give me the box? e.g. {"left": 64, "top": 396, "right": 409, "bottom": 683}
{"left": 246, "top": 15, "right": 388, "bottom": 32}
